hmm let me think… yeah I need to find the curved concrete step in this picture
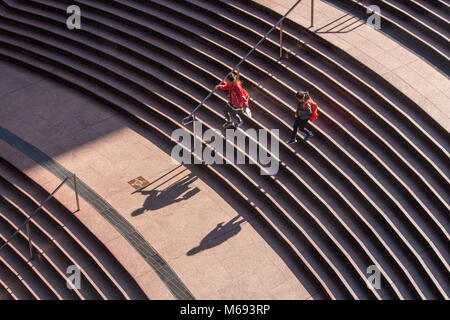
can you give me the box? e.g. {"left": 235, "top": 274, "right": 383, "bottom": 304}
{"left": 142, "top": 0, "right": 448, "bottom": 225}
{"left": 231, "top": 0, "right": 450, "bottom": 163}
{"left": 199, "top": 0, "right": 450, "bottom": 213}
{"left": 413, "top": 0, "right": 450, "bottom": 21}
{"left": 324, "top": 0, "right": 450, "bottom": 75}
{"left": 0, "top": 186, "right": 103, "bottom": 299}
{"left": 0, "top": 0, "right": 446, "bottom": 298}
{"left": 0, "top": 0, "right": 444, "bottom": 300}
{"left": 0, "top": 33, "right": 338, "bottom": 299}
{"left": 0, "top": 276, "right": 16, "bottom": 300}
{"left": 0, "top": 157, "right": 148, "bottom": 300}
{"left": 0, "top": 256, "right": 37, "bottom": 299}
{"left": 392, "top": 0, "right": 450, "bottom": 37}
{"left": 373, "top": 0, "right": 450, "bottom": 47}
{"left": 1, "top": 3, "right": 400, "bottom": 298}
{"left": 54, "top": 0, "right": 448, "bottom": 298}
{"left": 0, "top": 230, "right": 60, "bottom": 299}
{"left": 0, "top": 209, "right": 82, "bottom": 299}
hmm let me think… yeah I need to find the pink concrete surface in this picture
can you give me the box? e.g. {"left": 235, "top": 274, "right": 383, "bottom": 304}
{"left": 254, "top": 0, "right": 450, "bottom": 132}
{"left": 0, "top": 60, "right": 311, "bottom": 299}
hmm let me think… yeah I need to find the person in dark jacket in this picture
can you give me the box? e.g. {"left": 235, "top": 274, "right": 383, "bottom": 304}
{"left": 216, "top": 72, "right": 248, "bottom": 128}
{"left": 286, "top": 91, "right": 314, "bottom": 144}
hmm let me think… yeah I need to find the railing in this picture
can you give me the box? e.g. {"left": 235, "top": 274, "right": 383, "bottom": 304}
{"left": 0, "top": 175, "right": 80, "bottom": 260}
{"left": 182, "top": 0, "right": 303, "bottom": 125}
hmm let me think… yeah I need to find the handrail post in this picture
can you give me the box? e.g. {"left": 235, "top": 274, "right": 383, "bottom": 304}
{"left": 193, "top": 115, "right": 198, "bottom": 150}
{"left": 73, "top": 175, "right": 80, "bottom": 212}
{"left": 279, "top": 19, "right": 284, "bottom": 59}
{"left": 311, "top": 0, "right": 315, "bottom": 27}
{"left": 26, "top": 221, "right": 33, "bottom": 260}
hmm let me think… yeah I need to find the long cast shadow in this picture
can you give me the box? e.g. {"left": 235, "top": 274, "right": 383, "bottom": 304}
{"left": 131, "top": 173, "right": 200, "bottom": 216}
{"left": 187, "top": 215, "right": 245, "bottom": 256}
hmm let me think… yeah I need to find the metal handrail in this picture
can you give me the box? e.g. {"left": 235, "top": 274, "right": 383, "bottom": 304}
{"left": 0, "top": 175, "right": 80, "bottom": 259}
{"left": 182, "top": 0, "right": 303, "bottom": 125}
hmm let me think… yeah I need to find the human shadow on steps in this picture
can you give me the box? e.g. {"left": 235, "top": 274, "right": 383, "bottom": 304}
{"left": 187, "top": 216, "right": 245, "bottom": 256}
{"left": 131, "top": 173, "right": 200, "bottom": 216}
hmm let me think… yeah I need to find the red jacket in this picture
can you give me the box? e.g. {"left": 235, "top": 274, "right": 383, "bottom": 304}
{"left": 217, "top": 81, "right": 249, "bottom": 108}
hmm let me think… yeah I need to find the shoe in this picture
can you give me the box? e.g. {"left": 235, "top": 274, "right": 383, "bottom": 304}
{"left": 222, "top": 121, "right": 232, "bottom": 128}
{"left": 224, "top": 122, "right": 235, "bottom": 129}
{"left": 235, "top": 119, "right": 243, "bottom": 127}
{"left": 286, "top": 138, "right": 297, "bottom": 145}
{"left": 304, "top": 132, "right": 313, "bottom": 141}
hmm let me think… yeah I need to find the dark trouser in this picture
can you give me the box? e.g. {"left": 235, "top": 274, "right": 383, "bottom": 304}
{"left": 291, "top": 118, "right": 311, "bottom": 140}
{"left": 224, "top": 103, "right": 243, "bottom": 123}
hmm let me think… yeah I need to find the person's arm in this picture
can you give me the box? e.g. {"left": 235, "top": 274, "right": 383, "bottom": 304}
{"left": 216, "top": 81, "right": 229, "bottom": 91}
{"left": 239, "top": 84, "right": 246, "bottom": 102}
{"left": 236, "top": 82, "right": 249, "bottom": 108}
{"left": 241, "top": 91, "right": 249, "bottom": 108}
{"left": 304, "top": 103, "right": 312, "bottom": 114}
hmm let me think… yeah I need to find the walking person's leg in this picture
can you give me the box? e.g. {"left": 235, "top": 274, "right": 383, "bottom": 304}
{"left": 223, "top": 103, "right": 233, "bottom": 127}
{"left": 225, "top": 105, "right": 243, "bottom": 128}
{"left": 233, "top": 108, "right": 244, "bottom": 127}
{"left": 287, "top": 118, "right": 301, "bottom": 144}
{"left": 300, "top": 120, "right": 313, "bottom": 141}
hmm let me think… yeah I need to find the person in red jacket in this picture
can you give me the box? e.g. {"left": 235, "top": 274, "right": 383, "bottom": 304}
{"left": 286, "top": 91, "right": 314, "bottom": 144}
{"left": 216, "top": 72, "right": 249, "bottom": 128}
